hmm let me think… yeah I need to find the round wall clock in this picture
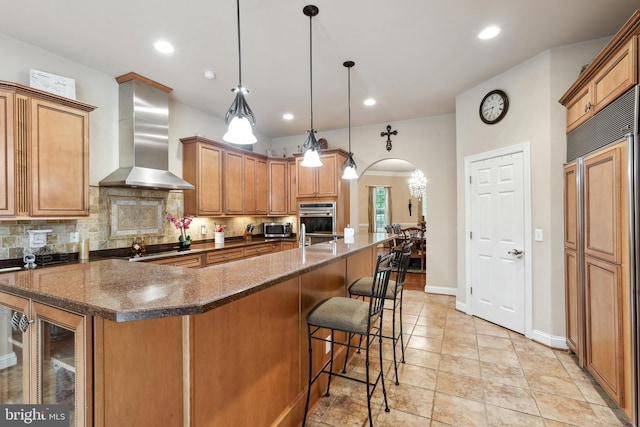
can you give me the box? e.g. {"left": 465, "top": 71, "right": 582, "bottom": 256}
{"left": 479, "top": 89, "right": 509, "bottom": 124}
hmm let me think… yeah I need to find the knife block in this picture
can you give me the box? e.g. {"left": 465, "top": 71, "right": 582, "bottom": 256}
{"left": 243, "top": 231, "right": 252, "bottom": 241}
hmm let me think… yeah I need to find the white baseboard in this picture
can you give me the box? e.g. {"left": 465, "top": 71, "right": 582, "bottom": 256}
{"left": 455, "top": 300, "right": 466, "bottom": 312}
{"left": 424, "top": 285, "right": 457, "bottom": 296}
{"left": 0, "top": 351, "right": 17, "bottom": 369}
{"left": 530, "top": 329, "right": 568, "bottom": 350}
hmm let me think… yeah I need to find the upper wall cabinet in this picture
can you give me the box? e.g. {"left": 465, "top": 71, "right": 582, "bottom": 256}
{"left": 294, "top": 150, "right": 348, "bottom": 199}
{"left": 181, "top": 137, "right": 224, "bottom": 216}
{"left": 0, "top": 82, "right": 95, "bottom": 218}
{"left": 560, "top": 26, "right": 638, "bottom": 133}
{"left": 180, "top": 136, "right": 272, "bottom": 217}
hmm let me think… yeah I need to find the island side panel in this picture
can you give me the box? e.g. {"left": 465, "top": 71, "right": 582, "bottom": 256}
{"left": 191, "top": 276, "right": 300, "bottom": 427}
{"left": 93, "top": 316, "right": 184, "bottom": 427}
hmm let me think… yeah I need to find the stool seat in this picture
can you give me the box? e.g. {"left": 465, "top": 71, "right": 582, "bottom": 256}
{"left": 307, "top": 297, "right": 378, "bottom": 335}
{"left": 349, "top": 277, "right": 399, "bottom": 300}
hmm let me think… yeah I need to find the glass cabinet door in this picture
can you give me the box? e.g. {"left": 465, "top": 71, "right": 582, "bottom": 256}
{"left": 32, "top": 302, "right": 88, "bottom": 427}
{"left": 0, "top": 293, "right": 30, "bottom": 404}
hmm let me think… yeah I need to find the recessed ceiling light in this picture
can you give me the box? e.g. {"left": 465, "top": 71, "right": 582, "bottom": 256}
{"left": 282, "top": 113, "right": 294, "bottom": 120}
{"left": 204, "top": 70, "right": 215, "bottom": 79}
{"left": 478, "top": 26, "right": 500, "bottom": 40}
{"left": 364, "top": 98, "right": 376, "bottom": 106}
{"left": 153, "top": 40, "right": 175, "bottom": 54}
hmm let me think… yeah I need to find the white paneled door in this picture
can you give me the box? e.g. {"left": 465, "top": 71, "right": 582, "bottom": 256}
{"left": 469, "top": 152, "right": 525, "bottom": 333}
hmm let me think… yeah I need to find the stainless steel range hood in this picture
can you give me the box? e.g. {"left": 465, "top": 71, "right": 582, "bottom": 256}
{"left": 99, "top": 73, "right": 194, "bottom": 190}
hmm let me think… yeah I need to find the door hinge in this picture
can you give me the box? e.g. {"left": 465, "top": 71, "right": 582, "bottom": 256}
{"left": 469, "top": 176, "right": 472, "bottom": 184}
{"left": 470, "top": 231, "right": 472, "bottom": 239}
{"left": 470, "top": 287, "right": 473, "bottom": 295}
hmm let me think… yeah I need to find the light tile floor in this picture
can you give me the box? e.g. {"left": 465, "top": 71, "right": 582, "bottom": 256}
{"left": 305, "top": 291, "right": 632, "bottom": 426}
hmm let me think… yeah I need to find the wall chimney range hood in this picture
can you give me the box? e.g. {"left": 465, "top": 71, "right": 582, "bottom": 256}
{"left": 99, "top": 72, "right": 194, "bottom": 190}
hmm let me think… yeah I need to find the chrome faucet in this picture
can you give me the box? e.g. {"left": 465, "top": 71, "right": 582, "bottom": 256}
{"left": 299, "top": 223, "right": 306, "bottom": 248}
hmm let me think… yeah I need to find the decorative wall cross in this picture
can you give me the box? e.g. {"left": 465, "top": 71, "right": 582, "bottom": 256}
{"left": 380, "top": 124, "right": 397, "bottom": 151}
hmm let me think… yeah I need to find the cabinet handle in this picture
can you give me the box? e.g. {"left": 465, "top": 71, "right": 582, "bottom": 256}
{"left": 11, "top": 312, "right": 34, "bottom": 333}
{"left": 584, "top": 102, "right": 592, "bottom": 112}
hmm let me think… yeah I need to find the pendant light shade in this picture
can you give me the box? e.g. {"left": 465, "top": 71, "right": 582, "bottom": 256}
{"left": 341, "top": 60, "right": 358, "bottom": 180}
{"left": 300, "top": 5, "right": 322, "bottom": 167}
{"left": 223, "top": 0, "right": 257, "bottom": 144}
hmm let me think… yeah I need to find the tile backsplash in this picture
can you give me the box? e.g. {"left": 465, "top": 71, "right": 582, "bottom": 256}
{"left": 0, "top": 186, "right": 296, "bottom": 260}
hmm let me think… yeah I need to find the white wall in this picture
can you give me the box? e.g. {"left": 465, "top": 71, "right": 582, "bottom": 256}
{"left": 0, "top": 33, "right": 272, "bottom": 186}
{"left": 455, "top": 37, "right": 609, "bottom": 339}
{"left": 273, "top": 114, "right": 457, "bottom": 293}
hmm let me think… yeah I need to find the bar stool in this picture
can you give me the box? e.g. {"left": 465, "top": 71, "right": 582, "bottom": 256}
{"left": 302, "top": 253, "right": 394, "bottom": 427}
{"left": 346, "top": 241, "right": 412, "bottom": 385}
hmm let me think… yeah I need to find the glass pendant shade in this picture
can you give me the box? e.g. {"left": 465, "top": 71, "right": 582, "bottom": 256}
{"left": 301, "top": 149, "right": 322, "bottom": 167}
{"left": 223, "top": 115, "right": 257, "bottom": 144}
{"left": 342, "top": 153, "right": 358, "bottom": 179}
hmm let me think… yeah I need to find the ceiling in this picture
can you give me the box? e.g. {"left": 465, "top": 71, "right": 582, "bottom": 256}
{"left": 0, "top": 1, "right": 637, "bottom": 139}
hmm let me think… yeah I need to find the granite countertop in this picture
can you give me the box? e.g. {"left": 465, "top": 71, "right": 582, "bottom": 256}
{"left": 0, "top": 233, "right": 391, "bottom": 322}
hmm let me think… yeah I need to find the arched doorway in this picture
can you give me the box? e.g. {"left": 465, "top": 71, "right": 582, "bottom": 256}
{"left": 355, "top": 158, "right": 427, "bottom": 276}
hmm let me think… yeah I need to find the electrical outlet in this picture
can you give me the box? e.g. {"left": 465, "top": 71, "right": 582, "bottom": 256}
{"left": 201, "top": 225, "right": 206, "bottom": 235}
{"left": 70, "top": 232, "right": 79, "bottom": 243}
{"left": 325, "top": 335, "right": 331, "bottom": 354}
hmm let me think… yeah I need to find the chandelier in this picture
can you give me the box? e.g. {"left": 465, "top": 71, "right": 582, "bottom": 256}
{"left": 408, "top": 169, "right": 427, "bottom": 198}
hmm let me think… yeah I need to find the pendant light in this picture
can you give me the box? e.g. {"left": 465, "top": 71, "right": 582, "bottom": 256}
{"left": 223, "top": 0, "right": 257, "bottom": 144}
{"left": 342, "top": 60, "right": 358, "bottom": 180}
{"left": 300, "top": 5, "right": 322, "bottom": 167}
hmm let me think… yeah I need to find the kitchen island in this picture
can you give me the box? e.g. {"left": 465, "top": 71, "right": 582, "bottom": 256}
{"left": 0, "top": 232, "right": 391, "bottom": 427}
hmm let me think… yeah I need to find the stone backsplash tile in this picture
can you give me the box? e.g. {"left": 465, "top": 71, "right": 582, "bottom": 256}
{"left": 0, "top": 186, "right": 296, "bottom": 261}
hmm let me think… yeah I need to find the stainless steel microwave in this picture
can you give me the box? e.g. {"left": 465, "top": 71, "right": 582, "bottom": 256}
{"left": 263, "top": 222, "right": 292, "bottom": 238}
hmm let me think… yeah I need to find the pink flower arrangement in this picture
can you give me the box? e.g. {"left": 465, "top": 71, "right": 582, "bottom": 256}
{"left": 167, "top": 213, "right": 193, "bottom": 244}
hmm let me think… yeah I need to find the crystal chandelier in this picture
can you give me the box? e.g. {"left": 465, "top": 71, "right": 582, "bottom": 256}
{"left": 408, "top": 169, "right": 427, "bottom": 198}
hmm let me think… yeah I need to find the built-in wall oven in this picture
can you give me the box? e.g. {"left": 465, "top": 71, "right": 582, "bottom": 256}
{"left": 298, "top": 202, "right": 336, "bottom": 243}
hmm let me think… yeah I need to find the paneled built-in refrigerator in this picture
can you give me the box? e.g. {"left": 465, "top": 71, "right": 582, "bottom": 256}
{"left": 564, "top": 85, "right": 638, "bottom": 423}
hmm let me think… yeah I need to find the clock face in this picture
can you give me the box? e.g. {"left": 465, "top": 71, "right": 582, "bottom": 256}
{"left": 479, "top": 90, "right": 509, "bottom": 124}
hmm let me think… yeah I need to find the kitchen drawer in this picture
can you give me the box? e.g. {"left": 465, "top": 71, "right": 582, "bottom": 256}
{"left": 148, "top": 254, "right": 203, "bottom": 268}
{"left": 243, "top": 243, "right": 278, "bottom": 258}
{"left": 205, "top": 248, "right": 245, "bottom": 265}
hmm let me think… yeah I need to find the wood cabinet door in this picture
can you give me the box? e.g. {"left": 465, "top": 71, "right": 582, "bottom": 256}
{"left": 255, "top": 158, "right": 268, "bottom": 214}
{"left": 224, "top": 151, "right": 244, "bottom": 214}
{"left": 565, "top": 86, "right": 592, "bottom": 133}
{"left": 183, "top": 142, "right": 223, "bottom": 216}
{"left": 565, "top": 249, "right": 580, "bottom": 355}
{"left": 583, "top": 142, "right": 624, "bottom": 264}
{"left": 288, "top": 160, "right": 298, "bottom": 214}
{"left": 584, "top": 255, "right": 623, "bottom": 404}
{"left": 316, "top": 153, "right": 338, "bottom": 197}
{"left": 31, "top": 302, "right": 90, "bottom": 427}
{"left": 268, "top": 160, "right": 288, "bottom": 215}
{"left": 197, "top": 143, "right": 223, "bottom": 215}
{"left": 244, "top": 156, "right": 257, "bottom": 213}
{"left": 29, "top": 98, "right": 89, "bottom": 216}
{"left": 296, "top": 157, "right": 317, "bottom": 197}
{"left": 592, "top": 37, "right": 637, "bottom": 115}
{"left": 0, "top": 89, "right": 14, "bottom": 217}
{"left": 147, "top": 254, "right": 202, "bottom": 268}
{"left": 564, "top": 162, "right": 578, "bottom": 250}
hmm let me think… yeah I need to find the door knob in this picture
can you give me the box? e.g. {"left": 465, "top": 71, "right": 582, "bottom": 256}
{"left": 508, "top": 249, "right": 523, "bottom": 258}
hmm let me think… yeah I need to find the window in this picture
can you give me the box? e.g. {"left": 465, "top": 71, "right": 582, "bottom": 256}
{"left": 374, "top": 187, "right": 389, "bottom": 232}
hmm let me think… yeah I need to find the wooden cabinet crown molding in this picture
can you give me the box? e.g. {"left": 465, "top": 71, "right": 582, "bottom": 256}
{"left": 559, "top": 10, "right": 640, "bottom": 105}
{"left": 180, "top": 135, "right": 268, "bottom": 160}
{"left": 0, "top": 80, "right": 96, "bottom": 112}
